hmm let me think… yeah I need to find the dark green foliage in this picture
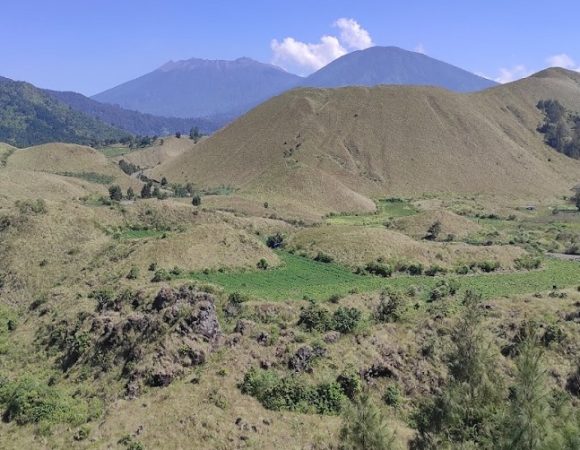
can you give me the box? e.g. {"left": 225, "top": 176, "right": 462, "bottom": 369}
{"left": 0, "top": 77, "right": 129, "bottom": 147}
{"left": 413, "top": 290, "right": 505, "bottom": 448}
{"left": 108, "top": 185, "right": 123, "bottom": 201}
{"left": 514, "top": 255, "right": 542, "bottom": 270}
{"left": 298, "top": 304, "right": 333, "bottom": 332}
{"left": 160, "top": 177, "right": 168, "bottom": 186}
{"left": 314, "top": 252, "right": 334, "bottom": 263}
{"left": 424, "top": 221, "right": 442, "bottom": 241}
{"left": 140, "top": 182, "right": 153, "bottom": 199}
{"left": 151, "top": 269, "right": 171, "bottom": 282}
{"left": 266, "top": 233, "right": 285, "bottom": 249}
{"left": 477, "top": 260, "right": 500, "bottom": 273}
{"left": 126, "top": 187, "right": 135, "bottom": 200}
{"left": 257, "top": 258, "right": 269, "bottom": 270}
{"left": 336, "top": 368, "right": 362, "bottom": 400}
{"left": 424, "top": 265, "right": 446, "bottom": 277}
{"left": 0, "top": 376, "right": 94, "bottom": 427}
{"left": 340, "top": 391, "right": 396, "bottom": 450}
{"left": 364, "top": 262, "right": 393, "bottom": 278}
{"left": 118, "top": 159, "right": 140, "bottom": 175}
{"left": 383, "top": 385, "right": 401, "bottom": 408}
{"left": 332, "top": 307, "right": 362, "bottom": 334}
{"left": 239, "top": 368, "right": 346, "bottom": 415}
{"left": 537, "top": 99, "right": 580, "bottom": 159}
{"left": 375, "top": 288, "right": 407, "bottom": 322}
{"left": 191, "top": 194, "right": 202, "bottom": 206}
{"left": 428, "top": 278, "right": 460, "bottom": 301}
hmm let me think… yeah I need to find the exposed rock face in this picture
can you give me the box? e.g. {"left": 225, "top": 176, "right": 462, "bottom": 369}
{"left": 43, "top": 285, "right": 221, "bottom": 398}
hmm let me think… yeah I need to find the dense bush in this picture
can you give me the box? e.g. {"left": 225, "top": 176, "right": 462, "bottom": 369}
{"left": 364, "top": 261, "right": 393, "bottom": 278}
{"left": 240, "top": 368, "right": 346, "bottom": 414}
{"left": 298, "top": 304, "right": 362, "bottom": 334}
{"left": 0, "top": 376, "right": 95, "bottom": 427}
{"left": 515, "top": 255, "right": 542, "bottom": 270}
{"left": 266, "top": 233, "right": 285, "bottom": 249}
{"left": 314, "top": 252, "right": 334, "bottom": 263}
{"left": 424, "top": 265, "right": 447, "bottom": 277}
{"left": 428, "top": 278, "right": 460, "bottom": 301}
{"left": 191, "top": 194, "right": 202, "bottom": 206}
{"left": 108, "top": 185, "right": 123, "bottom": 201}
{"left": 151, "top": 269, "right": 171, "bottom": 282}
{"left": 375, "top": 288, "right": 407, "bottom": 322}
{"left": 332, "top": 307, "right": 362, "bottom": 334}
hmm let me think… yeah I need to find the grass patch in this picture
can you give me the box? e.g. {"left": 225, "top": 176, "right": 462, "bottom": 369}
{"left": 56, "top": 171, "right": 114, "bottom": 185}
{"left": 99, "top": 146, "right": 133, "bottom": 158}
{"left": 190, "top": 252, "right": 579, "bottom": 301}
{"left": 327, "top": 198, "right": 417, "bottom": 226}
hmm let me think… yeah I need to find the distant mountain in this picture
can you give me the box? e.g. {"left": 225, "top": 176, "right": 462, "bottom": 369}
{"left": 0, "top": 77, "right": 129, "bottom": 148}
{"left": 46, "top": 89, "right": 226, "bottom": 136}
{"left": 301, "top": 46, "right": 497, "bottom": 92}
{"left": 92, "top": 57, "right": 302, "bottom": 118}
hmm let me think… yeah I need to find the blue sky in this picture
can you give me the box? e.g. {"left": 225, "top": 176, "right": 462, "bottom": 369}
{"left": 3, "top": 0, "right": 580, "bottom": 95}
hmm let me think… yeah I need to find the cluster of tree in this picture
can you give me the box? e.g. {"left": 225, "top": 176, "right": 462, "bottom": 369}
{"left": 537, "top": 99, "right": 580, "bottom": 159}
{"left": 118, "top": 159, "right": 141, "bottom": 176}
{"left": 337, "top": 290, "right": 580, "bottom": 450}
{"left": 119, "top": 135, "right": 158, "bottom": 149}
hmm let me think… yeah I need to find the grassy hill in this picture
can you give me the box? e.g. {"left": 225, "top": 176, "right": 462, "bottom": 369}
{"left": 0, "top": 77, "right": 129, "bottom": 148}
{"left": 152, "top": 68, "right": 580, "bottom": 217}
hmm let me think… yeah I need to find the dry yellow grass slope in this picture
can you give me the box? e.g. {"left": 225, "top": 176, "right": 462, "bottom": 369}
{"left": 287, "top": 224, "right": 525, "bottom": 269}
{"left": 393, "top": 210, "right": 483, "bottom": 240}
{"left": 6, "top": 143, "right": 140, "bottom": 190}
{"left": 153, "top": 68, "right": 580, "bottom": 217}
{"left": 115, "top": 136, "right": 198, "bottom": 169}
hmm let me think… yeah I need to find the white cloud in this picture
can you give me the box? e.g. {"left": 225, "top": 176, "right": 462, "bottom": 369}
{"left": 546, "top": 53, "right": 578, "bottom": 70}
{"left": 414, "top": 43, "right": 426, "bottom": 54}
{"left": 494, "top": 65, "right": 530, "bottom": 84}
{"left": 271, "top": 18, "right": 372, "bottom": 74}
{"left": 334, "top": 18, "right": 373, "bottom": 50}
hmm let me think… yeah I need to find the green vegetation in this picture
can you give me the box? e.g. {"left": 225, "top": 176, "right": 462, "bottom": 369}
{"left": 240, "top": 368, "right": 346, "bottom": 415}
{"left": 56, "top": 171, "right": 115, "bottom": 185}
{"left": 537, "top": 99, "right": 580, "bottom": 159}
{"left": 190, "top": 252, "right": 580, "bottom": 301}
{"left": 327, "top": 198, "right": 417, "bottom": 226}
{"left": 0, "top": 77, "right": 129, "bottom": 148}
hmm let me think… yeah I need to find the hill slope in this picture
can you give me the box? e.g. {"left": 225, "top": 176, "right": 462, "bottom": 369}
{"left": 92, "top": 57, "right": 302, "bottom": 118}
{"left": 45, "top": 89, "right": 225, "bottom": 136}
{"left": 0, "top": 77, "right": 129, "bottom": 147}
{"left": 302, "top": 46, "right": 497, "bottom": 91}
{"left": 152, "top": 68, "right": 580, "bottom": 216}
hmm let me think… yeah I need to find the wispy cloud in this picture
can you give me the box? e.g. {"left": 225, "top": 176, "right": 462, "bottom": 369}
{"left": 271, "top": 18, "right": 373, "bottom": 74}
{"left": 494, "top": 65, "right": 530, "bottom": 84}
{"left": 414, "top": 43, "right": 426, "bottom": 54}
{"left": 546, "top": 53, "right": 579, "bottom": 70}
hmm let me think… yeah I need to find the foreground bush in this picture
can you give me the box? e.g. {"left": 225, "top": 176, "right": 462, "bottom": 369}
{"left": 298, "top": 304, "right": 363, "bottom": 334}
{"left": 240, "top": 368, "right": 346, "bottom": 415}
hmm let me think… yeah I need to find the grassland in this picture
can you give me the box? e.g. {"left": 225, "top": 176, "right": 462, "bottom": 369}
{"left": 326, "top": 198, "right": 417, "bottom": 226}
{"left": 190, "top": 251, "right": 579, "bottom": 301}
{"left": 99, "top": 146, "right": 133, "bottom": 157}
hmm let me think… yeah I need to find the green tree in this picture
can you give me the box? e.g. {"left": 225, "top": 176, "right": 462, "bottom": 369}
{"left": 108, "top": 185, "right": 122, "bottom": 201}
{"left": 340, "top": 391, "right": 397, "bottom": 450}
{"left": 160, "top": 177, "right": 168, "bottom": 186}
{"left": 190, "top": 126, "right": 201, "bottom": 142}
{"left": 140, "top": 182, "right": 152, "bottom": 199}
{"left": 126, "top": 187, "right": 135, "bottom": 200}
{"left": 191, "top": 194, "right": 201, "bottom": 206}
{"left": 413, "top": 290, "right": 505, "bottom": 449}
{"left": 501, "top": 329, "right": 551, "bottom": 450}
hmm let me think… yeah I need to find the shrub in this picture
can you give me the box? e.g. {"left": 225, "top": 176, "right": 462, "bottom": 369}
{"left": 313, "top": 251, "right": 334, "bottom": 263}
{"left": 383, "top": 385, "right": 401, "bottom": 407}
{"left": 425, "top": 221, "right": 442, "bottom": 240}
{"left": 477, "top": 260, "right": 500, "bottom": 272}
{"left": 0, "top": 376, "right": 92, "bottom": 427}
{"left": 266, "top": 233, "right": 285, "bottom": 249}
{"left": 151, "top": 269, "right": 171, "bottom": 282}
{"left": 364, "top": 262, "right": 392, "bottom": 278}
{"left": 514, "top": 255, "right": 542, "bottom": 270}
{"left": 257, "top": 258, "right": 269, "bottom": 270}
{"left": 108, "top": 185, "right": 123, "bottom": 201}
{"left": 375, "top": 288, "right": 406, "bottom": 322}
{"left": 328, "top": 293, "right": 343, "bottom": 304}
{"left": 340, "top": 392, "right": 396, "bottom": 450}
{"left": 240, "top": 368, "right": 345, "bottom": 415}
{"left": 425, "top": 265, "right": 447, "bottom": 277}
{"left": 407, "top": 262, "right": 424, "bottom": 276}
{"left": 191, "top": 194, "right": 201, "bottom": 206}
{"left": 428, "top": 278, "right": 460, "bottom": 302}
{"left": 298, "top": 304, "right": 333, "bottom": 332}
{"left": 336, "top": 368, "right": 362, "bottom": 400}
{"left": 126, "top": 266, "right": 140, "bottom": 280}
{"left": 332, "top": 307, "right": 362, "bottom": 334}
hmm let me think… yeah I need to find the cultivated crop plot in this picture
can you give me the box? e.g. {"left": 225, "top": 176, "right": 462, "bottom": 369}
{"left": 0, "top": 4, "right": 579, "bottom": 449}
